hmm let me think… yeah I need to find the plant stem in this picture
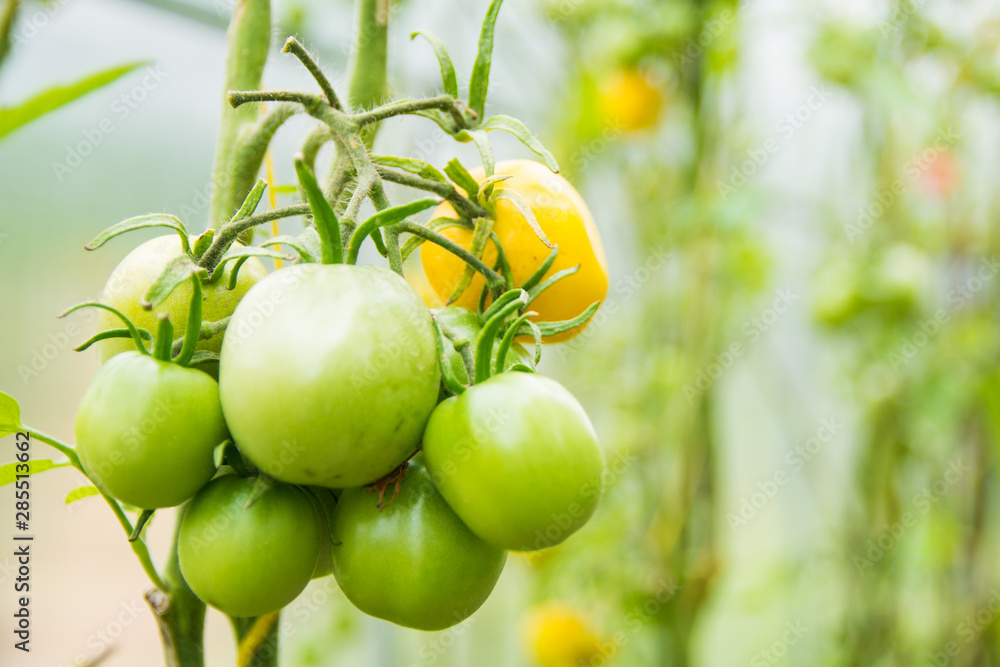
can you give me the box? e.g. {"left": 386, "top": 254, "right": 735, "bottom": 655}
{"left": 376, "top": 166, "right": 487, "bottom": 219}
{"left": 209, "top": 0, "right": 272, "bottom": 227}
{"left": 198, "top": 204, "right": 310, "bottom": 271}
{"left": 232, "top": 613, "right": 280, "bottom": 667}
{"left": 146, "top": 508, "right": 206, "bottom": 667}
{"left": 347, "top": 0, "right": 389, "bottom": 146}
{"left": 396, "top": 220, "right": 503, "bottom": 286}
{"left": 353, "top": 95, "right": 464, "bottom": 127}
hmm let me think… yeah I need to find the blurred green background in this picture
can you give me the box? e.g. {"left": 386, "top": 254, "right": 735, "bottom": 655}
{"left": 3, "top": 0, "right": 1000, "bottom": 665}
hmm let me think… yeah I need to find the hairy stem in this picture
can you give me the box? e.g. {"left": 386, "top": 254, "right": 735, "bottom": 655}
{"left": 198, "top": 204, "right": 310, "bottom": 271}
{"left": 376, "top": 166, "right": 486, "bottom": 219}
{"left": 347, "top": 0, "right": 389, "bottom": 145}
{"left": 208, "top": 0, "right": 272, "bottom": 227}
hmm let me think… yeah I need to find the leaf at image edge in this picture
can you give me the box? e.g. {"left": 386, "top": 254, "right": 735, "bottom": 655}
{"left": 0, "top": 61, "right": 148, "bottom": 141}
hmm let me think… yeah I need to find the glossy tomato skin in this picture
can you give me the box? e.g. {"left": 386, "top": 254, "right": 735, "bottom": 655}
{"left": 178, "top": 475, "right": 321, "bottom": 617}
{"left": 423, "top": 372, "right": 604, "bottom": 551}
{"left": 74, "top": 351, "right": 228, "bottom": 509}
{"left": 95, "top": 235, "right": 267, "bottom": 363}
{"left": 330, "top": 462, "right": 507, "bottom": 631}
{"left": 420, "top": 160, "right": 608, "bottom": 342}
{"left": 219, "top": 264, "right": 441, "bottom": 488}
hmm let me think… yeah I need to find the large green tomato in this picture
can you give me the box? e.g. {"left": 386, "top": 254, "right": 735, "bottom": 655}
{"left": 74, "top": 351, "right": 228, "bottom": 509}
{"left": 432, "top": 306, "right": 535, "bottom": 384}
{"left": 219, "top": 264, "right": 441, "bottom": 488}
{"left": 95, "top": 235, "right": 267, "bottom": 362}
{"left": 178, "top": 475, "right": 321, "bottom": 617}
{"left": 423, "top": 372, "right": 604, "bottom": 551}
{"left": 329, "top": 462, "right": 506, "bottom": 631}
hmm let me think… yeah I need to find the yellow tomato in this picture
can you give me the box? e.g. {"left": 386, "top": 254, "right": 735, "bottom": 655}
{"left": 420, "top": 160, "right": 608, "bottom": 342}
{"left": 597, "top": 68, "right": 663, "bottom": 132}
{"left": 524, "top": 603, "right": 602, "bottom": 667}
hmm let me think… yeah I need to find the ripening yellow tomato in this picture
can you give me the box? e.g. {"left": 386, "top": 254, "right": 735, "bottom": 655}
{"left": 524, "top": 603, "right": 602, "bottom": 667}
{"left": 597, "top": 68, "right": 664, "bottom": 132}
{"left": 420, "top": 160, "right": 608, "bottom": 342}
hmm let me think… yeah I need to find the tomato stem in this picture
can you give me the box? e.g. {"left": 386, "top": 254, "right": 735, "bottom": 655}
{"left": 208, "top": 0, "right": 271, "bottom": 229}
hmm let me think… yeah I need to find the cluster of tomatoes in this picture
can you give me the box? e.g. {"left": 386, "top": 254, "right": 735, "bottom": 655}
{"left": 71, "top": 159, "right": 610, "bottom": 630}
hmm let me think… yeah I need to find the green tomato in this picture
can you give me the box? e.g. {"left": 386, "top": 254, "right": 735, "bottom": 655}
{"left": 219, "top": 264, "right": 441, "bottom": 488}
{"left": 95, "top": 235, "right": 267, "bottom": 363}
{"left": 423, "top": 372, "right": 604, "bottom": 551}
{"left": 74, "top": 351, "right": 228, "bottom": 509}
{"left": 330, "top": 462, "right": 506, "bottom": 631}
{"left": 432, "top": 306, "right": 536, "bottom": 384}
{"left": 178, "top": 475, "right": 321, "bottom": 617}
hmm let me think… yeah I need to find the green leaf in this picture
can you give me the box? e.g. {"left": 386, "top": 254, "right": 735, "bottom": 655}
{"left": 411, "top": 31, "right": 459, "bottom": 98}
{"left": 448, "top": 216, "right": 494, "bottom": 304}
{"left": 192, "top": 229, "right": 216, "bottom": 258}
{"left": 272, "top": 184, "right": 299, "bottom": 195}
{"left": 533, "top": 301, "right": 601, "bottom": 337}
{"left": 74, "top": 327, "right": 153, "bottom": 352}
{"left": 0, "top": 62, "right": 147, "bottom": 141}
{"left": 444, "top": 158, "right": 480, "bottom": 198}
{"left": 347, "top": 198, "right": 442, "bottom": 265}
{"left": 0, "top": 391, "right": 23, "bottom": 439}
{"left": 480, "top": 115, "right": 560, "bottom": 172}
{"left": 371, "top": 154, "right": 447, "bottom": 182}
{"left": 65, "top": 485, "right": 100, "bottom": 505}
{"left": 414, "top": 109, "right": 458, "bottom": 135}
{"left": 61, "top": 302, "right": 151, "bottom": 355}
{"left": 86, "top": 214, "right": 190, "bottom": 254}
{"left": 527, "top": 264, "right": 580, "bottom": 304}
{"left": 261, "top": 234, "right": 318, "bottom": 264}
{"left": 468, "top": 0, "right": 506, "bottom": 120}
{"left": 295, "top": 157, "right": 342, "bottom": 265}
{"left": 456, "top": 129, "right": 495, "bottom": 178}
{"left": 520, "top": 245, "right": 560, "bottom": 291}
{"left": 491, "top": 187, "right": 553, "bottom": 248}
{"left": 231, "top": 179, "right": 267, "bottom": 223}
{"left": 210, "top": 246, "right": 294, "bottom": 282}
{"left": 1, "top": 459, "right": 72, "bottom": 486}
{"left": 142, "top": 255, "right": 207, "bottom": 310}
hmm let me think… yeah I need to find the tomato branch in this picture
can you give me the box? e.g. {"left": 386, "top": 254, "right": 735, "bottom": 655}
{"left": 395, "top": 220, "right": 504, "bottom": 288}
{"left": 375, "top": 165, "right": 487, "bottom": 220}
{"left": 198, "top": 205, "right": 311, "bottom": 272}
